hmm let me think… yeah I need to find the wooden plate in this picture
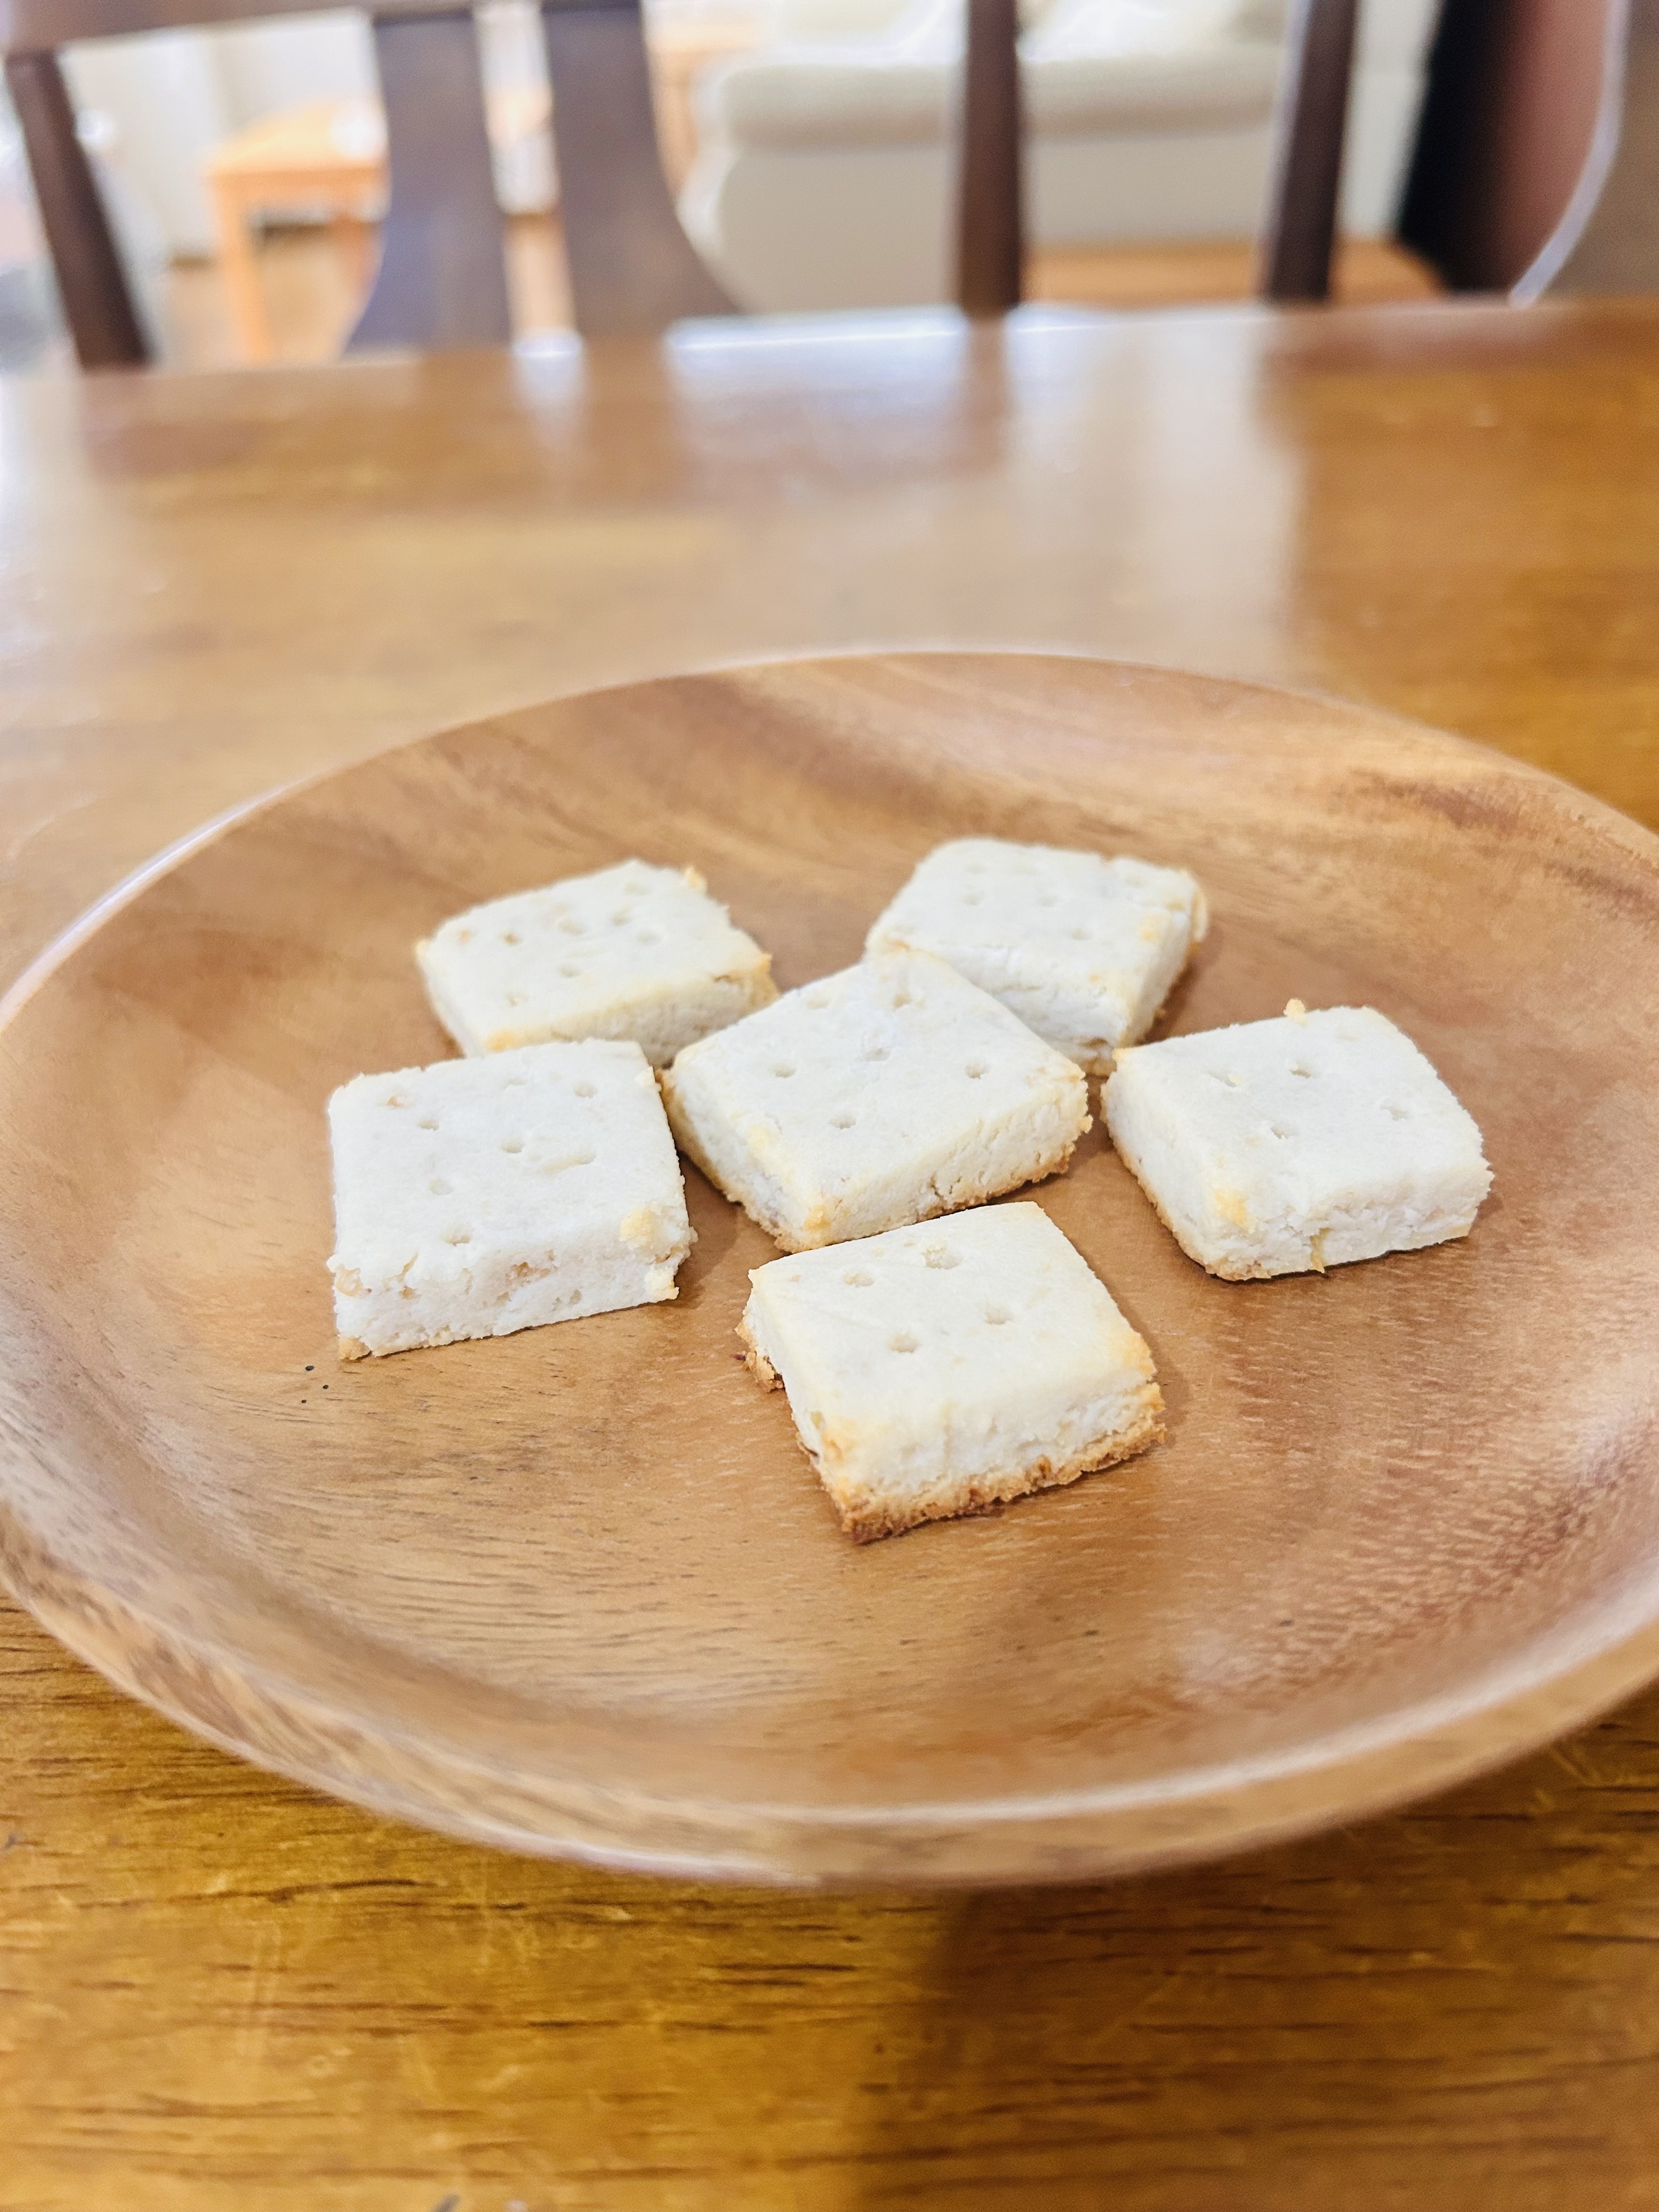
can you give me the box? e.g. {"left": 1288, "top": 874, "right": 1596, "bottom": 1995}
{"left": 4, "top": 652, "right": 1659, "bottom": 1887}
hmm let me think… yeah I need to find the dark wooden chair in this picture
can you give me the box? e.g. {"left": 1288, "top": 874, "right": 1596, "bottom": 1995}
{"left": 957, "top": 0, "right": 1022, "bottom": 314}
{"left": 1260, "top": 0, "right": 1361, "bottom": 301}
{"left": 0, "top": 0, "right": 1035, "bottom": 367}
{"left": 1273, "top": 0, "right": 1659, "bottom": 304}
{"left": 2, "top": 0, "right": 746, "bottom": 365}
{"left": 21, "top": 0, "right": 1644, "bottom": 372}
{"left": 1401, "top": 0, "right": 1659, "bottom": 299}
{"left": 1545, "top": 0, "right": 1659, "bottom": 297}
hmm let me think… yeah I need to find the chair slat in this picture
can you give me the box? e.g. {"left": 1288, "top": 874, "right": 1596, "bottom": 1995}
{"left": 539, "top": 0, "right": 735, "bottom": 337}
{"left": 1, "top": 0, "right": 464, "bottom": 38}
{"left": 1261, "top": 0, "right": 1359, "bottom": 302}
{"left": 4, "top": 47, "right": 149, "bottom": 367}
{"left": 349, "top": 7, "right": 511, "bottom": 352}
{"left": 956, "top": 0, "right": 1023, "bottom": 314}
{"left": 1398, "top": 0, "right": 1643, "bottom": 297}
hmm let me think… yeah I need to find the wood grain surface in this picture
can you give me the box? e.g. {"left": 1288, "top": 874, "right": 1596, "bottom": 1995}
{"left": 7, "top": 650, "right": 1659, "bottom": 1887}
{"left": 3, "top": 300, "right": 1659, "bottom": 2204}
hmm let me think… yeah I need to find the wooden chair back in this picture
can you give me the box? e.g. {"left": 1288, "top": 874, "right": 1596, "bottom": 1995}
{"left": 1261, "top": 0, "right": 1360, "bottom": 300}
{"left": 1543, "top": 0, "right": 1659, "bottom": 297}
{"left": 1277, "top": 0, "right": 1657, "bottom": 305}
{"left": 1, "top": 0, "right": 1029, "bottom": 366}
{"left": 1401, "top": 0, "right": 1659, "bottom": 299}
{"left": 958, "top": 0, "right": 1022, "bottom": 314}
{"left": 0, "top": 0, "right": 742, "bottom": 365}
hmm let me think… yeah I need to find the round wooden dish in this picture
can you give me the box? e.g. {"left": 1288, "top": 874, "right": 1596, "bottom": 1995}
{"left": 3, "top": 652, "right": 1659, "bottom": 1887}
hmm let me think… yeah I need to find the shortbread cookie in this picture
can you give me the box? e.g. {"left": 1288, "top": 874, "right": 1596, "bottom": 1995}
{"left": 661, "top": 949, "right": 1090, "bottom": 1252}
{"left": 866, "top": 837, "right": 1207, "bottom": 1072}
{"left": 328, "top": 1039, "right": 693, "bottom": 1357}
{"left": 417, "top": 860, "right": 775, "bottom": 1065}
{"left": 1103, "top": 1002, "right": 1492, "bottom": 1280}
{"left": 740, "top": 1202, "right": 1164, "bottom": 1540}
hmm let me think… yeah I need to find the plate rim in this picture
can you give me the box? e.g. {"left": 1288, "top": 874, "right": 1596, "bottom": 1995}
{"left": 5, "top": 647, "right": 1659, "bottom": 1887}
{"left": 9, "top": 1514, "right": 1659, "bottom": 1888}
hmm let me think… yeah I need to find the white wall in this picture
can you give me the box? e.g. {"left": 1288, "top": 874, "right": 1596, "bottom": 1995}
{"left": 211, "top": 10, "right": 375, "bottom": 125}
{"left": 63, "top": 27, "right": 235, "bottom": 256}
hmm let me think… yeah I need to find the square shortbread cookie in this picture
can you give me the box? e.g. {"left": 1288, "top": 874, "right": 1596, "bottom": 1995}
{"left": 416, "top": 860, "right": 776, "bottom": 1066}
{"left": 1103, "top": 1002, "right": 1492, "bottom": 1280}
{"left": 866, "top": 837, "right": 1208, "bottom": 1073}
{"left": 740, "top": 1202, "right": 1164, "bottom": 1541}
{"left": 328, "top": 1038, "right": 693, "bottom": 1358}
{"left": 661, "top": 948, "right": 1091, "bottom": 1252}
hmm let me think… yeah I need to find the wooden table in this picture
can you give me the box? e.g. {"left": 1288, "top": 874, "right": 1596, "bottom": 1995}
{"left": 3, "top": 298, "right": 1659, "bottom": 2209}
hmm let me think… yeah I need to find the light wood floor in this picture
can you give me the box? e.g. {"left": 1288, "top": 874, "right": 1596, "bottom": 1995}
{"left": 162, "top": 218, "right": 1437, "bottom": 370}
{"left": 1029, "top": 233, "right": 1439, "bottom": 308}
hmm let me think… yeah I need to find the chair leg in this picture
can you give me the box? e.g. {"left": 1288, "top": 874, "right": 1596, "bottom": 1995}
{"left": 350, "top": 9, "right": 512, "bottom": 353}
{"left": 539, "top": 0, "right": 735, "bottom": 337}
{"left": 5, "top": 49, "right": 149, "bottom": 370}
{"left": 1261, "top": 0, "right": 1360, "bottom": 302}
{"left": 957, "top": 0, "right": 1024, "bottom": 315}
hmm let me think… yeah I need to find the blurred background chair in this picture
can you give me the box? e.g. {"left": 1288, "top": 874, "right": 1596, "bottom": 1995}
{"left": 202, "top": 81, "right": 551, "bottom": 362}
{"left": 3, "top": 0, "right": 1042, "bottom": 362}
{"left": 9, "top": 1, "right": 507, "bottom": 362}
{"left": 3, "top": 0, "right": 1440, "bottom": 368}
{"left": 9, "top": 0, "right": 1652, "bottom": 369}
{"left": 1401, "top": 0, "right": 1659, "bottom": 299}
{"left": 2, "top": 0, "right": 749, "bottom": 363}
{"left": 1260, "top": 0, "right": 1658, "bottom": 302}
